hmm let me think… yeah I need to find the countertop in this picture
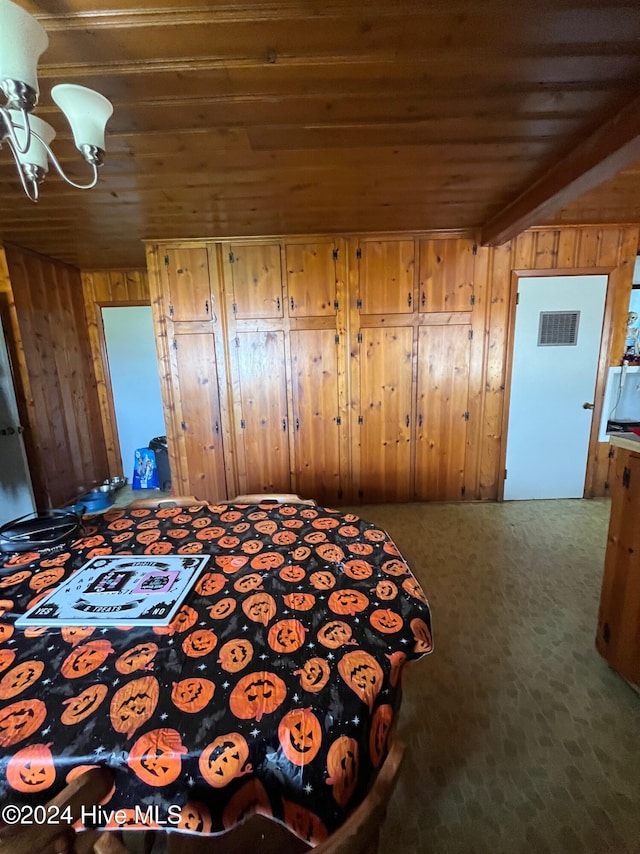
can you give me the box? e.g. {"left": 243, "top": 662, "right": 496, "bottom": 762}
{"left": 609, "top": 432, "right": 640, "bottom": 452}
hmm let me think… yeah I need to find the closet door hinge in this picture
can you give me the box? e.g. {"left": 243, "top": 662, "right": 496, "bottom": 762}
{"left": 463, "top": 411, "right": 470, "bottom": 421}
{"left": 169, "top": 305, "right": 174, "bottom": 317}
{"left": 181, "top": 421, "right": 187, "bottom": 431}
{"left": 468, "top": 329, "right": 473, "bottom": 340}
{"left": 470, "top": 294, "right": 475, "bottom": 306}
{"left": 622, "top": 467, "right": 631, "bottom": 489}
{"left": 357, "top": 332, "right": 363, "bottom": 344}
{"left": 228, "top": 251, "right": 235, "bottom": 263}
{"left": 164, "top": 254, "right": 169, "bottom": 266}
{"left": 333, "top": 247, "right": 339, "bottom": 260}
{"left": 356, "top": 247, "right": 362, "bottom": 260}
{"left": 472, "top": 243, "right": 478, "bottom": 255}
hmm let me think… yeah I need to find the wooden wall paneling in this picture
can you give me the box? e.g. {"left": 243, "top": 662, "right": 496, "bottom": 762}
{"left": 463, "top": 242, "right": 490, "bottom": 500}
{"left": 415, "top": 323, "right": 471, "bottom": 500}
{"left": 233, "top": 330, "right": 291, "bottom": 494}
{"left": 226, "top": 243, "right": 284, "bottom": 320}
{"left": 358, "top": 326, "right": 414, "bottom": 502}
{"left": 357, "top": 239, "right": 415, "bottom": 315}
{"left": 285, "top": 242, "right": 337, "bottom": 318}
{"left": 479, "top": 242, "right": 512, "bottom": 500}
{"left": 419, "top": 239, "right": 475, "bottom": 312}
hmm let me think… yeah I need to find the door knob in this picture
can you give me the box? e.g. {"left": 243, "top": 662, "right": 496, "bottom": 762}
{"left": 583, "top": 402, "right": 594, "bottom": 410}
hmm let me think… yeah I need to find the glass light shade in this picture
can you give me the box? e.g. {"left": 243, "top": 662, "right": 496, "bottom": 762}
{"left": 51, "top": 84, "right": 113, "bottom": 152}
{"left": 9, "top": 111, "right": 56, "bottom": 171}
{"left": 0, "top": 0, "right": 49, "bottom": 95}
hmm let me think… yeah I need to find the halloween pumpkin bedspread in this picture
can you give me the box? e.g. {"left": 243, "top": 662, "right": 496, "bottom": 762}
{"left": 0, "top": 502, "right": 432, "bottom": 844}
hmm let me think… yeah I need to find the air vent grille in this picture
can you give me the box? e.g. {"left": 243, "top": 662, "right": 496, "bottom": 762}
{"left": 538, "top": 311, "right": 580, "bottom": 346}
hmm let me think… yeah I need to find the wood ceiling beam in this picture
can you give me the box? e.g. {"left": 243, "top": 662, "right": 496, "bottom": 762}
{"left": 480, "top": 93, "right": 640, "bottom": 246}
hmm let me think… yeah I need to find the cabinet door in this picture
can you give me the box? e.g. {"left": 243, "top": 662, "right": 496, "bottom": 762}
{"left": 596, "top": 449, "right": 640, "bottom": 684}
{"left": 415, "top": 325, "right": 471, "bottom": 500}
{"left": 164, "top": 247, "right": 213, "bottom": 321}
{"left": 419, "top": 239, "right": 474, "bottom": 312}
{"left": 173, "top": 332, "right": 227, "bottom": 500}
{"left": 234, "top": 331, "right": 290, "bottom": 493}
{"left": 228, "top": 244, "right": 283, "bottom": 320}
{"left": 358, "top": 327, "right": 413, "bottom": 501}
{"left": 290, "top": 329, "right": 341, "bottom": 503}
{"left": 286, "top": 242, "right": 337, "bottom": 318}
{"left": 358, "top": 240, "right": 415, "bottom": 315}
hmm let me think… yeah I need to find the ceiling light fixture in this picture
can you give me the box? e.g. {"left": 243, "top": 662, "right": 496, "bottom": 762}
{"left": 0, "top": 0, "right": 113, "bottom": 201}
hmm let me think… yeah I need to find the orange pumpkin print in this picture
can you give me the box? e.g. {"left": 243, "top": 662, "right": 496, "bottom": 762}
{"left": 229, "top": 671, "right": 287, "bottom": 721}
{"left": 300, "top": 508, "right": 318, "bottom": 520}
{"left": 242, "top": 592, "right": 277, "bottom": 626}
{"left": 347, "top": 542, "right": 373, "bottom": 556}
{"left": 109, "top": 675, "right": 159, "bottom": 739}
{"left": 233, "top": 573, "right": 263, "bottom": 593}
{"left": 199, "top": 732, "right": 251, "bottom": 788}
{"left": 282, "top": 518, "right": 304, "bottom": 529}
{"left": 279, "top": 565, "right": 306, "bottom": 583}
{"left": 28, "top": 567, "right": 64, "bottom": 591}
{"left": 0, "top": 660, "right": 44, "bottom": 699}
{"left": 220, "top": 510, "right": 242, "bottom": 523}
{"left": 136, "top": 529, "right": 160, "bottom": 545}
{"left": 277, "top": 505, "right": 298, "bottom": 516}
{"left": 137, "top": 519, "right": 160, "bottom": 530}
{"left": 382, "top": 539, "right": 400, "bottom": 556}
{"left": 292, "top": 546, "right": 311, "bottom": 561}
{"left": 317, "top": 620, "right": 354, "bottom": 649}
{"left": 191, "top": 516, "right": 212, "bottom": 529}
{"left": 182, "top": 629, "right": 218, "bottom": 658}
{"left": 145, "top": 541, "right": 173, "bottom": 555}
{"left": 272, "top": 530, "right": 297, "bottom": 546}
{"left": 168, "top": 605, "right": 199, "bottom": 634}
{"left": 381, "top": 558, "right": 408, "bottom": 577}
{"left": 61, "top": 626, "right": 95, "bottom": 647}
{"left": 207, "top": 597, "right": 236, "bottom": 620}
{"left": 104, "top": 509, "right": 125, "bottom": 522}
{"left": 39, "top": 551, "right": 70, "bottom": 567}
{"left": 128, "top": 728, "right": 187, "bottom": 786}
{"left": 195, "top": 572, "right": 226, "bottom": 596}
{"left": 61, "top": 640, "right": 114, "bottom": 679}
{"left": 315, "top": 543, "right": 346, "bottom": 563}
{"left": 338, "top": 525, "right": 360, "bottom": 538}
{"left": 304, "top": 531, "right": 327, "bottom": 545}
{"left": 328, "top": 589, "right": 369, "bottom": 616}
{"left": 112, "top": 531, "right": 134, "bottom": 544}
{"left": 0, "top": 600, "right": 12, "bottom": 618}
{"left": 130, "top": 508, "right": 151, "bottom": 517}
{"left": 232, "top": 522, "right": 251, "bottom": 534}
{"left": 108, "top": 518, "right": 134, "bottom": 531}
{"left": 343, "top": 559, "right": 373, "bottom": 581}
{"left": 402, "top": 576, "right": 428, "bottom": 603}
{"left": 309, "top": 570, "right": 336, "bottom": 590}
{"left": 363, "top": 528, "right": 386, "bottom": 542}
{"left": 369, "top": 704, "right": 393, "bottom": 767}
{"left": 267, "top": 619, "right": 307, "bottom": 653}
{"left": 312, "top": 516, "right": 339, "bottom": 530}
{"left": 167, "top": 528, "right": 189, "bottom": 539}
{"left": 0, "top": 569, "right": 32, "bottom": 587}
{"left": 178, "top": 541, "right": 204, "bottom": 555}
{"left": 254, "top": 520, "right": 277, "bottom": 536}
{"left": 241, "top": 539, "right": 263, "bottom": 555}
{"left": 250, "top": 552, "right": 284, "bottom": 571}
{"left": 4, "top": 554, "right": 38, "bottom": 568}
{"left": 278, "top": 707, "right": 322, "bottom": 766}
{"left": 0, "top": 699, "right": 47, "bottom": 747}
{"left": 410, "top": 618, "right": 432, "bottom": 654}
{"left": 338, "top": 650, "right": 383, "bottom": 710}
{"left": 0, "top": 649, "right": 16, "bottom": 672}
{"left": 215, "top": 555, "right": 248, "bottom": 574}
{"left": 23, "top": 626, "right": 47, "bottom": 638}
{"left": 0, "top": 623, "right": 14, "bottom": 644}
{"left": 26, "top": 590, "right": 51, "bottom": 610}
{"left": 6, "top": 743, "right": 56, "bottom": 793}
{"left": 282, "top": 801, "right": 328, "bottom": 845}
{"left": 375, "top": 579, "right": 398, "bottom": 601}
{"left": 173, "top": 513, "right": 193, "bottom": 525}
{"left": 196, "top": 526, "right": 224, "bottom": 541}
{"left": 115, "top": 642, "right": 159, "bottom": 674}
{"left": 282, "top": 592, "right": 316, "bottom": 611}
{"left": 369, "top": 609, "right": 403, "bottom": 634}
{"left": 61, "top": 684, "right": 108, "bottom": 725}
{"left": 156, "top": 506, "right": 182, "bottom": 518}
{"left": 177, "top": 802, "right": 212, "bottom": 834}
{"left": 326, "top": 736, "right": 358, "bottom": 807}
{"left": 87, "top": 546, "right": 113, "bottom": 558}
{"left": 385, "top": 650, "right": 407, "bottom": 687}
{"left": 294, "top": 657, "right": 331, "bottom": 693}
{"left": 218, "top": 535, "right": 241, "bottom": 549}
{"left": 171, "top": 677, "right": 216, "bottom": 713}
{"left": 218, "top": 639, "right": 254, "bottom": 673}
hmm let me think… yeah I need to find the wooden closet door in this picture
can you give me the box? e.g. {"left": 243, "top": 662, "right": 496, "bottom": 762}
{"left": 358, "top": 327, "right": 413, "bottom": 502}
{"left": 415, "top": 325, "right": 471, "bottom": 500}
{"left": 227, "top": 244, "right": 283, "bottom": 320}
{"left": 234, "top": 330, "right": 291, "bottom": 493}
{"left": 290, "top": 329, "right": 341, "bottom": 504}
{"left": 173, "top": 332, "right": 227, "bottom": 501}
{"left": 163, "top": 247, "right": 213, "bottom": 321}
{"left": 357, "top": 240, "right": 415, "bottom": 314}
{"left": 286, "top": 242, "right": 337, "bottom": 317}
{"left": 419, "top": 239, "right": 475, "bottom": 313}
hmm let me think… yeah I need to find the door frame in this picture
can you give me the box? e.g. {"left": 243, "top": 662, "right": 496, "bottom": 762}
{"left": 499, "top": 266, "right": 616, "bottom": 501}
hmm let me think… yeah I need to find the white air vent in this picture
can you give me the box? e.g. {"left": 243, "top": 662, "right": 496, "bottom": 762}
{"left": 538, "top": 311, "right": 580, "bottom": 346}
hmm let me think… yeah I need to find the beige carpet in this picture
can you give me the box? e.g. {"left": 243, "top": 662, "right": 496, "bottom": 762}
{"left": 358, "top": 499, "right": 639, "bottom": 854}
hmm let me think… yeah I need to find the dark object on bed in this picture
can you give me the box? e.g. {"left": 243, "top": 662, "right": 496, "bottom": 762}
{"left": 0, "top": 509, "right": 83, "bottom": 555}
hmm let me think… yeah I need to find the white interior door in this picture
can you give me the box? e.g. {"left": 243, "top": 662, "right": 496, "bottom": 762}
{"left": 504, "top": 275, "right": 607, "bottom": 500}
{"left": 102, "top": 307, "right": 166, "bottom": 480}
{"left": 0, "top": 319, "right": 35, "bottom": 525}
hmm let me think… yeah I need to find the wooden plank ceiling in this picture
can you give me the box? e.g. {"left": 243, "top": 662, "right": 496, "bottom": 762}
{"left": 1, "top": 0, "right": 640, "bottom": 269}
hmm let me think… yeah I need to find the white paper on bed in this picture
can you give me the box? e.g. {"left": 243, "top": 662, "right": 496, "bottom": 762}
{"left": 16, "top": 554, "right": 210, "bottom": 627}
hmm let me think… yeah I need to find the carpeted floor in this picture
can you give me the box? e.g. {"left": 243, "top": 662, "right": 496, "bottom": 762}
{"left": 358, "top": 499, "right": 639, "bottom": 854}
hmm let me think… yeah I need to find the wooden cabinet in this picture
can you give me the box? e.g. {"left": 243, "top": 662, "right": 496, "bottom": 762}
{"left": 596, "top": 443, "right": 640, "bottom": 688}
{"left": 148, "top": 234, "right": 479, "bottom": 505}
